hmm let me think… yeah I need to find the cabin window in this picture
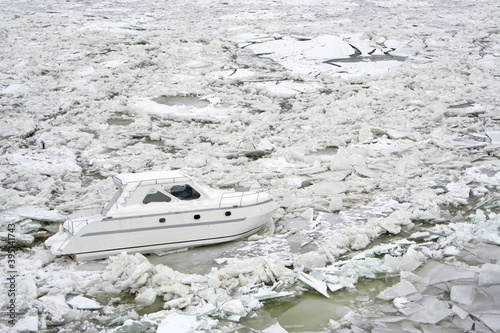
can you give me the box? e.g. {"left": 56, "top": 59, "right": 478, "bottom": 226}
{"left": 143, "top": 189, "right": 172, "bottom": 204}
{"left": 164, "top": 184, "right": 201, "bottom": 200}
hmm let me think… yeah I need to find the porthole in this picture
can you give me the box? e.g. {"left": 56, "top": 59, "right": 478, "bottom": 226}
{"left": 194, "top": 214, "right": 201, "bottom": 220}
{"left": 159, "top": 218, "right": 166, "bottom": 223}
{"left": 225, "top": 211, "right": 231, "bottom": 217}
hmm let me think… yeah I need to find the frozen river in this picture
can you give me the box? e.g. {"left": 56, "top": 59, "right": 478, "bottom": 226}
{"left": 1, "top": 0, "right": 499, "bottom": 332}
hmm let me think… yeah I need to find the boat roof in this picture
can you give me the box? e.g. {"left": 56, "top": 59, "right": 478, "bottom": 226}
{"left": 113, "top": 170, "right": 192, "bottom": 186}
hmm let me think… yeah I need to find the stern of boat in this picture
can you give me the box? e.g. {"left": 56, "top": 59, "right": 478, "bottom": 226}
{"left": 44, "top": 207, "right": 105, "bottom": 256}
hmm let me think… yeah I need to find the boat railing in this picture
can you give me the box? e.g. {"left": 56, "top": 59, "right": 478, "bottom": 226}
{"left": 65, "top": 206, "right": 104, "bottom": 235}
{"left": 113, "top": 175, "right": 192, "bottom": 187}
{"left": 219, "top": 187, "right": 272, "bottom": 208}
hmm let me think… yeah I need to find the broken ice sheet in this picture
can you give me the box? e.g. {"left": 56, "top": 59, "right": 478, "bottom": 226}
{"left": 485, "top": 130, "right": 500, "bottom": 144}
{"left": 253, "top": 289, "right": 295, "bottom": 301}
{"left": 262, "top": 322, "right": 288, "bottom": 333}
{"left": 242, "top": 34, "right": 419, "bottom": 77}
{"left": 478, "top": 263, "right": 500, "bottom": 287}
{"left": 452, "top": 304, "right": 469, "bottom": 320}
{"left": 407, "top": 296, "right": 454, "bottom": 324}
{"left": 377, "top": 280, "right": 418, "bottom": 301}
{"left": 450, "top": 285, "right": 476, "bottom": 306}
{"left": 298, "top": 272, "right": 330, "bottom": 298}
{"left": 393, "top": 297, "right": 425, "bottom": 316}
{"left": 418, "top": 261, "right": 476, "bottom": 285}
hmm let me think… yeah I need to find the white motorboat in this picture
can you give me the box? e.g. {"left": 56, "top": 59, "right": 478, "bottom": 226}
{"left": 45, "top": 171, "right": 279, "bottom": 260}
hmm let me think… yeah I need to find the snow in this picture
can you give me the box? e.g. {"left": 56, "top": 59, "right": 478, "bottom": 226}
{"left": 1, "top": 0, "right": 500, "bottom": 331}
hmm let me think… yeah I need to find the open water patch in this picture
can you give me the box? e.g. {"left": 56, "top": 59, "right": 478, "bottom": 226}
{"left": 151, "top": 96, "right": 210, "bottom": 108}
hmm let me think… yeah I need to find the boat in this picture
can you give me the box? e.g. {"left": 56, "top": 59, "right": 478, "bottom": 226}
{"left": 45, "top": 170, "right": 279, "bottom": 260}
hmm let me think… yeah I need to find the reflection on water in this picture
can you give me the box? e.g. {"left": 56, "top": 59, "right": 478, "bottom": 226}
{"left": 151, "top": 96, "right": 210, "bottom": 108}
{"left": 146, "top": 241, "right": 243, "bottom": 274}
{"left": 107, "top": 117, "right": 134, "bottom": 126}
{"left": 107, "top": 111, "right": 135, "bottom": 126}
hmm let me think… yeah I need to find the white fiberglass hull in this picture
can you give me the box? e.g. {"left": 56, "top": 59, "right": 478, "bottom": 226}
{"left": 46, "top": 200, "right": 278, "bottom": 260}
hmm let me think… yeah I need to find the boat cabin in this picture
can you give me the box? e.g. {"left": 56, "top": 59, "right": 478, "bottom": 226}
{"left": 103, "top": 171, "right": 209, "bottom": 216}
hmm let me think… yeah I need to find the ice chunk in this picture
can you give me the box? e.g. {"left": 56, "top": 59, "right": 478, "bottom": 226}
{"left": 443, "top": 245, "right": 461, "bottom": 256}
{"left": 383, "top": 250, "right": 424, "bottom": 273}
{"left": 478, "top": 263, "right": 500, "bottom": 286}
{"left": 385, "top": 129, "right": 413, "bottom": 140}
{"left": 0, "top": 232, "right": 34, "bottom": 246}
{"left": 157, "top": 313, "right": 199, "bottom": 333}
{"left": 483, "top": 285, "right": 500, "bottom": 305}
{"left": 354, "top": 165, "right": 380, "bottom": 178}
{"left": 135, "top": 288, "right": 158, "bottom": 306}
{"left": 298, "top": 272, "right": 330, "bottom": 298}
{"left": 221, "top": 299, "right": 247, "bottom": 317}
{"left": 377, "top": 280, "right": 418, "bottom": 300}
{"left": 311, "top": 182, "right": 349, "bottom": 196}
{"left": 407, "top": 297, "right": 453, "bottom": 324}
{"left": 358, "top": 127, "right": 373, "bottom": 142}
{"left": 67, "top": 295, "right": 102, "bottom": 310}
{"left": 408, "top": 231, "right": 430, "bottom": 240}
{"left": 424, "top": 262, "right": 476, "bottom": 285}
{"left": 445, "top": 181, "right": 471, "bottom": 199}
{"left": 263, "top": 322, "right": 288, "bottom": 333}
{"left": 17, "top": 276, "right": 38, "bottom": 311}
{"left": 327, "top": 283, "right": 344, "bottom": 293}
{"left": 377, "top": 210, "right": 413, "bottom": 235}
{"left": 300, "top": 208, "right": 314, "bottom": 221}
{"left": 14, "top": 313, "right": 38, "bottom": 332}
{"left": 328, "top": 195, "right": 343, "bottom": 211}
{"left": 485, "top": 130, "right": 500, "bottom": 144}
{"left": 475, "top": 313, "right": 500, "bottom": 332}
{"left": 348, "top": 232, "right": 371, "bottom": 250}
{"left": 452, "top": 304, "right": 469, "bottom": 320}
{"left": 187, "top": 303, "right": 217, "bottom": 317}
{"left": 114, "top": 320, "right": 146, "bottom": 333}
{"left": 18, "top": 206, "right": 66, "bottom": 223}
{"left": 0, "top": 83, "right": 30, "bottom": 96}
{"left": 450, "top": 285, "right": 475, "bottom": 305}
{"left": 451, "top": 314, "right": 474, "bottom": 331}
{"left": 296, "top": 252, "right": 327, "bottom": 270}
{"left": 40, "top": 294, "right": 67, "bottom": 307}
{"left": 253, "top": 289, "right": 294, "bottom": 301}
{"left": 393, "top": 297, "right": 424, "bottom": 316}
{"left": 39, "top": 294, "right": 71, "bottom": 324}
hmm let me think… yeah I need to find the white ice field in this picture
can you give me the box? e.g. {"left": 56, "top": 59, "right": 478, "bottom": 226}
{"left": 1, "top": 0, "right": 499, "bottom": 332}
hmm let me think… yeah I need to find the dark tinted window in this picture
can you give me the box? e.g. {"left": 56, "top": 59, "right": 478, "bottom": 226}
{"left": 165, "top": 184, "right": 201, "bottom": 200}
{"left": 143, "top": 190, "right": 172, "bottom": 204}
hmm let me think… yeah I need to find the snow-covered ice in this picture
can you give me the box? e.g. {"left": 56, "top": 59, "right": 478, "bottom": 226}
{"left": 1, "top": 0, "right": 499, "bottom": 331}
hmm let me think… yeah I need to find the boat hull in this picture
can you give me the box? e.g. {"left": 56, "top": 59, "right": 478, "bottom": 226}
{"left": 47, "top": 200, "right": 278, "bottom": 260}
